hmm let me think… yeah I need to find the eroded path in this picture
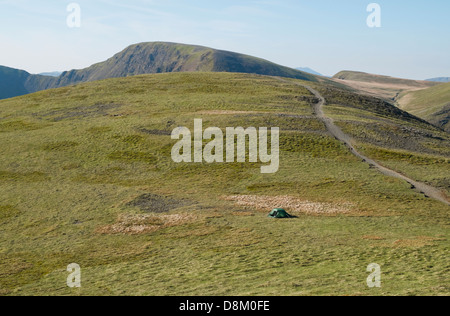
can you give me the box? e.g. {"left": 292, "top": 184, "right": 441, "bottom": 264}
{"left": 301, "top": 83, "right": 450, "bottom": 206}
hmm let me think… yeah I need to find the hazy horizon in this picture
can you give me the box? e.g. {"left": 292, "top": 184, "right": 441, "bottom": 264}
{"left": 1, "top": 0, "right": 449, "bottom": 80}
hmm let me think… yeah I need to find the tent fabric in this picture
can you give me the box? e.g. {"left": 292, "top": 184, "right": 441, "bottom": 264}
{"left": 268, "top": 208, "right": 294, "bottom": 218}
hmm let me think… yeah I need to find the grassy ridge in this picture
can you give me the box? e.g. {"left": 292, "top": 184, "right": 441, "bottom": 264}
{"left": 0, "top": 73, "right": 448, "bottom": 296}
{"left": 333, "top": 71, "right": 437, "bottom": 88}
{"left": 332, "top": 70, "right": 440, "bottom": 103}
{"left": 397, "top": 83, "right": 450, "bottom": 132}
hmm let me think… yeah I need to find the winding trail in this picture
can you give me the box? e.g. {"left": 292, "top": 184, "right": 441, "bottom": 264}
{"left": 300, "top": 83, "right": 450, "bottom": 206}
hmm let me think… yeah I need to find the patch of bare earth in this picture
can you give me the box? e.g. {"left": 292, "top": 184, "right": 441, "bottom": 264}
{"left": 97, "top": 213, "right": 197, "bottom": 235}
{"left": 126, "top": 193, "right": 191, "bottom": 214}
{"left": 224, "top": 195, "right": 353, "bottom": 215}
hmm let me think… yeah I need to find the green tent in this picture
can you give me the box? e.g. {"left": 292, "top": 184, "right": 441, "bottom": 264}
{"left": 268, "top": 208, "right": 294, "bottom": 219}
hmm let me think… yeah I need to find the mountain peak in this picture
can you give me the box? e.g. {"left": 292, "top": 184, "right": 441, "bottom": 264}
{"left": 0, "top": 42, "right": 318, "bottom": 99}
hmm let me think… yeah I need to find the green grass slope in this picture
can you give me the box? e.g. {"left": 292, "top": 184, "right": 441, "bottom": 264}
{"left": 397, "top": 82, "right": 450, "bottom": 132}
{"left": 0, "top": 73, "right": 448, "bottom": 296}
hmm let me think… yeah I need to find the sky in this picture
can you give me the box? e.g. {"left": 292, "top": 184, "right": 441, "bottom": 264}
{"left": 0, "top": 0, "right": 449, "bottom": 80}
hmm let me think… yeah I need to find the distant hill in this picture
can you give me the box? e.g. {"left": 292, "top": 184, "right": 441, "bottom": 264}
{"left": 0, "top": 42, "right": 318, "bottom": 100}
{"left": 0, "top": 66, "right": 29, "bottom": 99}
{"left": 332, "top": 70, "right": 440, "bottom": 101}
{"left": 39, "top": 72, "right": 62, "bottom": 77}
{"left": 333, "top": 71, "right": 437, "bottom": 88}
{"left": 0, "top": 66, "right": 55, "bottom": 100}
{"left": 397, "top": 82, "right": 450, "bottom": 132}
{"left": 426, "top": 77, "right": 450, "bottom": 83}
{"left": 52, "top": 42, "right": 318, "bottom": 87}
{"left": 296, "top": 67, "right": 323, "bottom": 76}
{"left": 332, "top": 71, "right": 449, "bottom": 130}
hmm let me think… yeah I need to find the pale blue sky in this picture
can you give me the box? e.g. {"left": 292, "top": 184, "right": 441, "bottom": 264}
{"left": 0, "top": 0, "right": 449, "bottom": 79}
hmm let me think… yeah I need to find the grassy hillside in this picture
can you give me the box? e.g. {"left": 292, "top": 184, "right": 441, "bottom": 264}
{"left": 0, "top": 73, "right": 448, "bottom": 296}
{"left": 397, "top": 83, "right": 450, "bottom": 132}
{"left": 332, "top": 71, "right": 439, "bottom": 101}
{"left": 1, "top": 42, "right": 317, "bottom": 100}
{"left": 334, "top": 71, "right": 438, "bottom": 88}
